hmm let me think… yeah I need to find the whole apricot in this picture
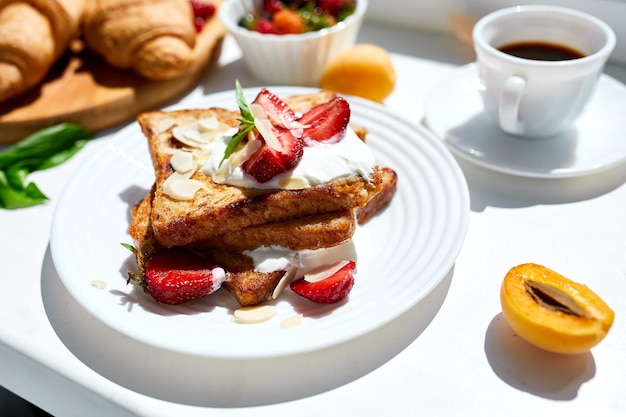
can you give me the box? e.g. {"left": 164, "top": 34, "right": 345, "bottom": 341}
{"left": 319, "top": 44, "right": 396, "bottom": 103}
{"left": 500, "top": 263, "right": 614, "bottom": 354}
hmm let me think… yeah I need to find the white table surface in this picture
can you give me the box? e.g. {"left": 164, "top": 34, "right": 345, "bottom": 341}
{"left": 2, "top": 23, "right": 625, "bottom": 417}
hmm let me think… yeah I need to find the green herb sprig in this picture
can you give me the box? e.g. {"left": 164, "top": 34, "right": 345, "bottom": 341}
{"left": 218, "top": 80, "right": 256, "bottom": 167}
{"left": 0, "top": 123, "right": 93, "bottom": 209}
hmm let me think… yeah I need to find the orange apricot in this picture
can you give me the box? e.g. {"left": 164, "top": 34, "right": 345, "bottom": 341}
{"left": 500, "top": 263, "right": 614, "bottom": 354}
{"left": 319, "top": 44, "right": 396, "bottom": 102}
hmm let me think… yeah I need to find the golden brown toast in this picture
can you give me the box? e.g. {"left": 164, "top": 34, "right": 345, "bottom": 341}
{"left": 356, "top": 167, "right": 397, "bottom": 224}
{"left": 129, "top": 189, "right": 357, "bottom": 252}
{"left": 136, "top": 92, "right": 384, "bottom": 248}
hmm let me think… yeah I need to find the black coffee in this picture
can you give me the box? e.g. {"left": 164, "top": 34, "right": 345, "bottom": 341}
{"left": 498, "top": 41, "right": 585, "bottom": 61}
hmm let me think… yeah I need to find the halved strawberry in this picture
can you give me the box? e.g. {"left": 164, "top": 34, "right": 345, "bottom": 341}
{"left": 242, "top": 129, "right": 303, "bottom": 183}
{"left": 242, "top": 90, "right": 304, "bottom": 183}
{"left": 252, "top": 88, "right": 299, "bottom": 128}
{"left": 140, "top": 248, "right": 226, "bottom": 305}
{"left": 299, "top": 96, "right": 350, "bottom": 144}
{"left": 290, "top": 260, "right": 356, "bottom": 304}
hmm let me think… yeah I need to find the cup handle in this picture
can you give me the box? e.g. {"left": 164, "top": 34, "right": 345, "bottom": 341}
{"left": 498, "top": 75, "right": 526, "bottom": 135}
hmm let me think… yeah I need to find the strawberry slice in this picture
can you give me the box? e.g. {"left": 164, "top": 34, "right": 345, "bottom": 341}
{"left": 242, "top": 129, "right": 303, "bottom": 183}
{"left": 299, "top": 96, "right": 350, "bottom": 144}
{"left": 142, "top": 249, "right": 226, "bottom": 305}
{"left": 242, "top": 90, "right": 304, "bottom": 183}
{"left": 290, "top": 260, "right": 356, "bottom": 304}
{"left": 252, "top": 88, "right": 299, "bottom": 128}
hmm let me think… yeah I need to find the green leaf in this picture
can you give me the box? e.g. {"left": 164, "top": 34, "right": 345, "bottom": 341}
{"left": 0, "top": 122, "right": 92, "bottom": 210}
{"left": 219, "top": 80, "right": 256, "bottom": 167}
{"left": 120, "top": 242, "right": 136, "bottom": 253}
{"left": 235, "top": 79, "right": 254, "bottom": 122}
{"left": 37, "top": 138, "right": 89, "bottom": 170}
{"left": 0, "top": 123, "right": 92, "bottom": 171}
{"left": 5, "top": 165, "right": 29, "bottom": 190}
{"left": 0, "top": 171, "right": 48, "bottom": 209}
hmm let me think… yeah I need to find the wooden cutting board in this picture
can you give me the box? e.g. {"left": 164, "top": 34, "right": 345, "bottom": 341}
{"left": 0, "top": 5, "right": 226, "bottom": 144}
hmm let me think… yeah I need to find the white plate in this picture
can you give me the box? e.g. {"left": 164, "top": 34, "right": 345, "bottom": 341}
{"left": 423, "top": 63, "right": 626, "bottom": 178}
{"left": 51, "top": 87, "right": 469, "bottom": 359}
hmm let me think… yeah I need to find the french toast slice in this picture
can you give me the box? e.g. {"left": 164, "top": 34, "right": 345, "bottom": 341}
{"left": 129, "top": 188, "right": 357, "bottom": 252}
{"left": 136, "top": 92, "right": 384, "bottom": 248}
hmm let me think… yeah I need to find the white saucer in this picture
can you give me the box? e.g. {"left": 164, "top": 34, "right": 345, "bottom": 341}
{"left": 423, "top": 63, "right": 626, "bottom": 178}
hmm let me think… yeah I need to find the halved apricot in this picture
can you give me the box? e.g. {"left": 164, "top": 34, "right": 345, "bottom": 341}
{"left": 500, "top": 263, "right": 614, "bottom": 354}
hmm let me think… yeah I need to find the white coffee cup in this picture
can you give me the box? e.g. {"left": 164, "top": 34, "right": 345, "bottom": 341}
{"left": 472, "top": 5, "right": 616, "bottom": 137}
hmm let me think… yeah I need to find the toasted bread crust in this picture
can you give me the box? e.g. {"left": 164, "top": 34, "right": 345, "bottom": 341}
{"left": 149, "top": 168, "right": 380, "bottom": 247}
{"left": 357, "top": 167, "right": 398, "bottom": 224}
{"left": 130, "top": 191, "right": 357, "bottom": 252}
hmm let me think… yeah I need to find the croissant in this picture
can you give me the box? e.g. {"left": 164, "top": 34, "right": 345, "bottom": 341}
{"left": 82, "top": 0, "right": 198, "bottom": 80}
{"left": 0, "top": 0, "right": 85, "bottom": 103}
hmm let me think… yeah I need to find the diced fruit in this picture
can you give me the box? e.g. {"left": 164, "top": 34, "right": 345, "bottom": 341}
{"left": 299, "top": 96, "right": 350, "bottom": 144}
{"left": 320, "top": 44, "right": 396, "bottom": 102}
{"left": 500, "top": 263, "right": 614, "bottom": 354}
{"left": 272, "top": 9, "right": 306, "bottom": 34}
{"left": 262, "top": 0, "right": 284, "bottom": 13}
{"left": 290, "top": 260, "right": 356, "bottom": 303}
{"left": 256, "top": 18, "right": 275, "bottom": 34}
{"left": 140, "top": 248, "right": 226, "bottom": 305}
{"left": 239, "top": 0, "right": 356, "bottom": 34}
{"left": 318, "top": 0, "right": 345, "bottom": 16}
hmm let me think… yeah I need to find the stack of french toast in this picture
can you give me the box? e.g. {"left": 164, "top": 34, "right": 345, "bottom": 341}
{"left": 127, "top": 86, "right": 397, "bottom": 307}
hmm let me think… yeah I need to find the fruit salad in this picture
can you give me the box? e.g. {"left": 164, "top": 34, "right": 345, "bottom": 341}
{"left": 239, "top": 0, "right": 357, "bottom": 35}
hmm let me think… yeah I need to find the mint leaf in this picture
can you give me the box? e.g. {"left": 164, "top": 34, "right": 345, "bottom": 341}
{"left": 218, "top": 80, "right": 256, "bottom": 167}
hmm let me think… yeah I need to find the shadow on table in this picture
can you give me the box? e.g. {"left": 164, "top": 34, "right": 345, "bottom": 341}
{"left": 458, "top": 158, "right": 626, "bottom": 212}
{"left": 483, "top": 313, "right": 595, "bottom": 400}
{"left": 41, "top": 245, "right": 454, "bottom": 408}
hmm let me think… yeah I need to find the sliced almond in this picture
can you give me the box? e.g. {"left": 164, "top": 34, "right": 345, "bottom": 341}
{"left": 198, "top": 116, "right": 220, "bottom": 132}
{"left": 90, "top": 279, "right": 107, "bottom": 289}
{"left": 272, "top": 269, "right": 297, "bottom": 299}
{"left": 170, "top": 149, "right": 196, "bottom": 174}
{"left": 173, "top": 124, "right": 204, "bottom": 148}
{"left": 281, "top": 314, "right": 303, "bottom": 329}
{"left": 233, "top": 305, "right": 277, "bottom": 324}
{"left": 163, "top": 172, "right": 205, "bottom": 200}
{"left": 255, "top": 118, "right": 283, "bottom": 152}
{"left": 278, "top": 176, "right": 309, "bottom": 190}
{"left": 304, "top": 260, "right": 350, "bottom": 283}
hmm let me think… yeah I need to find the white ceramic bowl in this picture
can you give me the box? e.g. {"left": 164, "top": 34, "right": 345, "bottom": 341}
{"left": 219, "top": 0, "right": 367, "bottom": 86}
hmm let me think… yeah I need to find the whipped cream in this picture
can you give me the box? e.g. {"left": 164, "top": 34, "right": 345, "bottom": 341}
{"left": 201, "top": 127, "right": 376, "bottom": 190}
{"left": 243, "top": 239, "right": 357, "bottom": 277}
